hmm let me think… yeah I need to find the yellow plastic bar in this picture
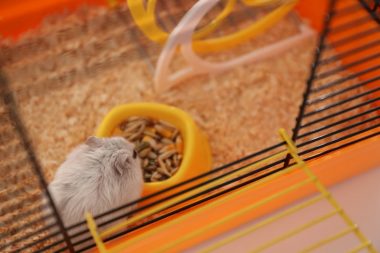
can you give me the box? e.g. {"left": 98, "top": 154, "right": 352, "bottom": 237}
{"left": 100, "top": 149, "right": 288, "bottom": 238}
{"left": 128, "top": 0, "right": 299, "bottom": 53}
{"left": 102, "top": 156, "right": 302, "bottom": 250}
{"left": 200, "top": 194, "right": 326, "bottom": 253}
{"left": 154, "top": 178, "right": 314, "bottom": 253}
{"left": 250, "top": 210, "right": 340, "bottom": 253}
{"left": 128, "top": 0, "right": 236, "bottom": 44}
{"left": 300, "top": 226, "right": 358, "bottom": 253}
{"left": 279, "top": 129, "right": 377, "bottom": 253}
{"left": 348, "top": 242, "right": 374, "bottom": 253}
{"left": 192, "top": 0, "right": 299, "bottom": 53}
{"left": 242, "top": 0, "right": 290, "bottom": 6}
{"left": 85, "top": 212, "right": 108, "bottom": 253}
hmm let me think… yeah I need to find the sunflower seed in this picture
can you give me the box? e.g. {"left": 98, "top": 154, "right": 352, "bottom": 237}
{"left": 158, "top": 120, "right": 176, "bottom": 130}
{"left": 144, "top": 127, "right": 158, "bottom": 138}
{"left": 123, "top": 121, "right": 142, "bottom": 133}
{"left": 142, "top": 135, "right": 157, "bottom": 149}
{"left": 160, "top": 150, "right": 176, "bottom": 160}
{"left": 148, "top": 152, "right": 157, "bottom": 159}
{"left": 159, "top": 144, "right": 175, "bottom": 154}
{"left": 151, "top": 171, "right": 162, "bottom": 181}
{"left": 127, "top": 116, "right": 142, "bottom": 122}
{"left": 171, "top": 129, "right": 179, "bottom": 140}
{"left": 158, "top": 166, "right": 171, "bottom": 177}
{"left": 143, "top": 159, "right": 149, "bottom": 168}
{"left": 173, "top": 155, "right": 179, "bottom": 167}
{"left": 139, "top": 147, "right": 151, "bottom": 158}
{"left": 155, "top": 125, "right": 173, "bottom": 139}
{"left": 128, "top": 131, "right": 142, "bottom": 142}
{"left": 161, "top": 138, "right": 173, "bottom": 145}
{"left": 136, "top": 141, "right": 150, "bottom": 152}
{"left": 145, "top": 165, "right": 156, "bottom": 171}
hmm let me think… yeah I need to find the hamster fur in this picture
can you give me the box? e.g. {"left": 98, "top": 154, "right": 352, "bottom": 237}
{"left": 44, "top": 136, "right": 143, "bottom": 248}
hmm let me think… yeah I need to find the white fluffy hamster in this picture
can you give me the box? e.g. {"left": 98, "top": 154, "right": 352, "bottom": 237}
{"left": 46, "top": 136, "right": 143, "bottom": 229}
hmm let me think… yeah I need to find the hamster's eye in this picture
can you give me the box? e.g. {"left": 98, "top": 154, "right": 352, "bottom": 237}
{"left": 133, "top": 150, "right": 137, "bottom": 159}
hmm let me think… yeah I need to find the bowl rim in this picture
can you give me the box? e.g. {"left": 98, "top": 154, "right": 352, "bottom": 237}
{"left": 96, "top": 102, "right": 198, "bottom": 187}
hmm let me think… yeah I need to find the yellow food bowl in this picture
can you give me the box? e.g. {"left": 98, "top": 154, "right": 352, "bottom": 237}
{"left": 96, "top": 102, "right": 212, "bottom": 201}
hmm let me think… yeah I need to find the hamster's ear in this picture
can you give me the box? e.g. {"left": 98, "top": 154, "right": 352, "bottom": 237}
{"left": 85, "top": 136, "right": 103, "bottom": 148}
{"left": 114, "top": 153, "right": 131, "bottom": 176}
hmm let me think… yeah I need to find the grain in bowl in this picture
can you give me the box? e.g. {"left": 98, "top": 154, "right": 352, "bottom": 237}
{"left": 114, "top": 116, "right": 184, "bottom": 182}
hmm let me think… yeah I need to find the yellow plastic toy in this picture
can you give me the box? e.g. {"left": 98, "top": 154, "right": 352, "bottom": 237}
{"left": 128, "top": 0, "right": 237, "bottom": 44}
{"left": 128, "top": 0, "right": 299, "bottom": 53}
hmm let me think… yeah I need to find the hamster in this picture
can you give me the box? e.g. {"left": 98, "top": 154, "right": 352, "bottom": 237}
{"left": 44, "top": 136, "right": 143, "bottom": 248}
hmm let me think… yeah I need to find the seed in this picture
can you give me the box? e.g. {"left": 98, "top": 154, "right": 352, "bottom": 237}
{"left": 165, "top": 159, "right": 173, "bottom": 172}
{"left": 142, "top": 135, "right": 157, "bottom": 149}
{"left": 136, "top": 122, "right": 146, "bottom": 135}
{"left": 128, "top": 131, "right": 142, "bottom": 142}
{"left": 161, "top": 138, "right": 173, "bottom": 145}
{"left": 145, "top": 165, "right": 156, "bottom": 171}
{"left": 151, "top": 171, "right": 162, "bottom": 181}
{"left": 158, "top": 167, "right": 171, "bottom": 177}
{"left": 123, "top": 121, "right": 142, "bottom": 133}
{"left": 127, "top": 116, "right": 142, "bottom": 122}
{"left": 171, "top": 129, "right": 179, "bottom": 140}
{"left": 154, "top": 143, "right": 163, "bottom": 151}
{"left": 144, "top": 127, "right": 158, "bottom": 138}
{"left": 155, "top": 125, "right": 173, "bottom": 139}
{"left": 159, "top": 144, "right": 175, "bottom": 154}
{"left": 143, "top": 159, "right": 149, "bottom": 168}
{"left": 157, "top": 157, "right": 165, "bottom": 167}
{"left": 157, "top": 159, "right": 171, "bottom": 177}
{"left": 136, "top": 142, "right": 150, "bottom": 152}
{"left": 173, "top": 155, "right": 179, "bottom": 167}
{"left": 139, "top": 147, "right": 151, "bottom": 158}
{"left": 160, "top": 150, "right": 176, "bottom": 160}
{"left": 148, "top": 152, "right": 157, "bottom": 159}
{"left": 158, "top": 120, "right": 176, "bottom": 130}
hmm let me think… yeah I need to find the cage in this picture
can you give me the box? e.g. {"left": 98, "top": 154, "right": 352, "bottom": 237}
{"left": 0, "top": 0, "right": 379, "bottom": 252}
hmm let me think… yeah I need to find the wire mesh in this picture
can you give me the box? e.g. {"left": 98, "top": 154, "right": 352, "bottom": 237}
{"left": 290, "top": 0, "right": 380, "bottom": 161}
{"left": 0, "top": 0, "right": 379, "bottom": 252}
